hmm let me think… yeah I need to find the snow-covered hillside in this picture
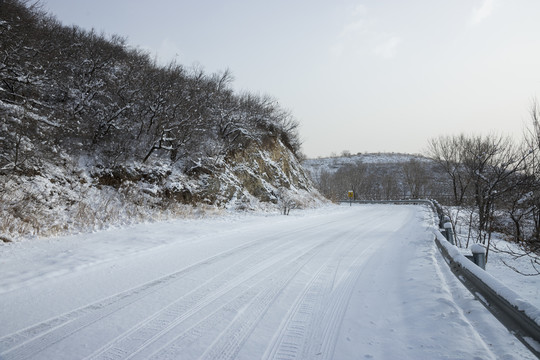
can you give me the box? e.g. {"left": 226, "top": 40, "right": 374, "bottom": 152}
{"left": 0, "top": 1, "right": 325, "bottom": 242}
{"left": 302, "top": 152, "right": 431, "bottom": 181}
{"left": 0, "top": 136, "right": 325, "bottom": 242}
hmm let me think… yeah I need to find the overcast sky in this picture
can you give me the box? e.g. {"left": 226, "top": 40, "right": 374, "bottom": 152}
{"left": 41, "top": 0, "right": 540, "bottom": 158}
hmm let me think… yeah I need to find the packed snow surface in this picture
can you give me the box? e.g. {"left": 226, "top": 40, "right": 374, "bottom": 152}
{"left": 0, "top": 205, "right": 536, "bottom": 359}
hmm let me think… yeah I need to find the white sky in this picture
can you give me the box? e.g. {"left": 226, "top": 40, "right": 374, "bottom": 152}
{"left": 41, "top": 0, "right": 540, "bottom": 158}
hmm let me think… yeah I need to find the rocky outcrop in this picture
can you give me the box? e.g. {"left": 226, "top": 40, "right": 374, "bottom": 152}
{"left": 0, "top": 135, "right": 323, "bottom": 241}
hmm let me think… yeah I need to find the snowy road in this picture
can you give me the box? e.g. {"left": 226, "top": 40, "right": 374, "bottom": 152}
{"left": 0, "top": 205, "right": 535, "bottom": 359}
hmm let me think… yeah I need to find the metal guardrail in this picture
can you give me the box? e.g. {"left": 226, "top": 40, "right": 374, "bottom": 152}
{"left": 343, "top": 199, "right": 540, "bottom": 357}
{"left": 339, "top": 199, "right": 434, "bottom": 205}
{"left": 435, "top": 234, "right": 540, "bottom": 358}
{"left": 339, "top": 199, "right": 440, "bottom": 212}
{"left": 339, "top": 199, "right": 444, "bottom": 224}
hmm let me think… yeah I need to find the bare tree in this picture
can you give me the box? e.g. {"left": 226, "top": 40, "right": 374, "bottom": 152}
{"left": 427, "top": 134, "right": 470, "bottom": 205}
{"left": 525, "top": 100, "right": 540, "bottom": 243}
{"left": 333, "top": 161, "right": 367, "bottom": 200}
{"left": 460, "top": 134, "right": 530, "bottom": 260}
{"left": 402, "top": 159, "right": 427, "bottom": 199}
{"left": 504, "top": 99, "right": 540, "bottom": 274}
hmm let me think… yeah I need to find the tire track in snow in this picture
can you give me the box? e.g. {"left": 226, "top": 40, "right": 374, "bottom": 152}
{"left": 198, "top": 241, "right": 348, "bottom": 360}
{"left": 0, "top": 217, "right": 332, "bottom": 360}
{"left": 263, "top": 229, "right": 384, "bottom": 360}
{"left": 310, "top": 240, "right": 382, "bottom": 360}
{"left": 0, "top": 232, "right": 295, "bottom": 360}
{"left": 262, "top": 249, "right": 343, "bottom": 358}
{"left": 85, "top": 236, "right": 310, "bottom": 360}
{"left": 254, "top": 249, "right": 339, "bottom": 360}
{"left": 0, "top": 208, "right": 390, "bottom": 360}
{"left": 138, "top": 235, "right": 339, "bottom": 360}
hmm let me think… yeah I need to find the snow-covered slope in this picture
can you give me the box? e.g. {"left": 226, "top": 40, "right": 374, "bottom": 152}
{"left": 302, "top": 152, "right": 431, "bottom": 181}
{"left": 0, "top": 1, "right": 325, "bottom": 241}
{"left": 0, "top": 134, "right": 325, "bottom": 241}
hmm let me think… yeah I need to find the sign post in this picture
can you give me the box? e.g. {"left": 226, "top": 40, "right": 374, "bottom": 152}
{"left": 347, "top": 190, "right": 354, "bottom": 206}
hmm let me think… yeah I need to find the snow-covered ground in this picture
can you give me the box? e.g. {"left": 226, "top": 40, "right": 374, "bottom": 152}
{"left": 448, "top": 208, "right": 540, "bottom": 310}
{"left": 0, "top": 205, "right": 537, "bottom": 359}
{"left": 478, "top": 239, "right": 540, "bottom": 309}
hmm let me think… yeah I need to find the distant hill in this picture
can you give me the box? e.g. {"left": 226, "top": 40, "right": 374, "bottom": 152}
{"left": 303, "top": 153, "right": 431, "bottom": 182}
{"left": 302, "top": 153, "right": 451, "bottom": 202}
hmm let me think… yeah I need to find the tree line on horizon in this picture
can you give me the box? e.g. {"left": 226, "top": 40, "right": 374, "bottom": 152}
{"left": 313, "top": 157, "right": 446, "bottom": 203}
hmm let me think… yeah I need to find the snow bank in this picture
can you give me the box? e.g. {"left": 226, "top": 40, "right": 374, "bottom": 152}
{"left": 470, "top": 243, "right": 486, "bottom": 255}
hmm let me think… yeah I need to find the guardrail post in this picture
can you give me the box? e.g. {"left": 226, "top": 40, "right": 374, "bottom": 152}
{"left": 440, "top": 215, "right": 450, "bottom": 229}
{"left": 471, "top": 244, "right": 486, "bottom": 270}
{"left": 443, "top": 222, "right": 454, "bottom": 245}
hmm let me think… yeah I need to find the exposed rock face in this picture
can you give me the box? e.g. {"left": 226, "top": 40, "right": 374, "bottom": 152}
{"left": 183, "top": 136, "right": 317, "bottom": 208}
{"left": 0, "top": 135, "right": 323, "bottom": 241}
